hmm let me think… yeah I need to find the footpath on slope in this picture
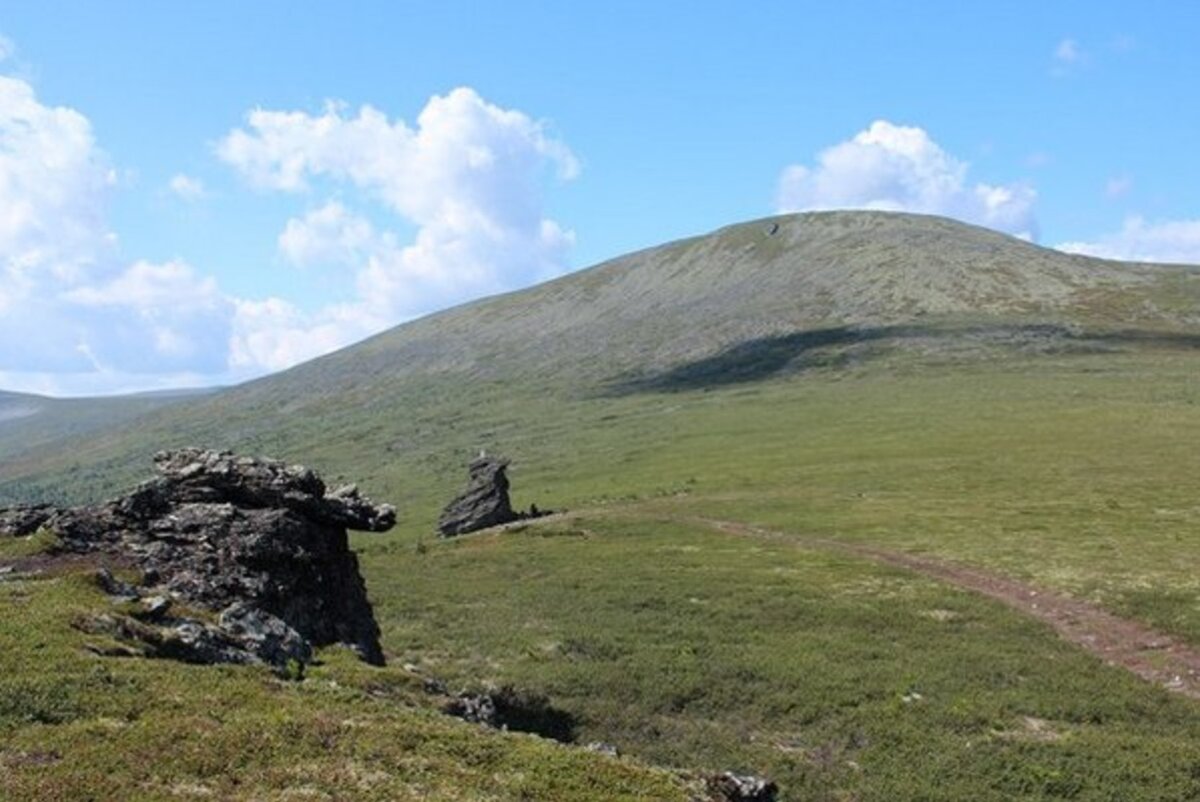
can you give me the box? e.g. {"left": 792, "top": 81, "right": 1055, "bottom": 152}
{"left": 688, "top": 516, "right": 1200, "bottom": 701}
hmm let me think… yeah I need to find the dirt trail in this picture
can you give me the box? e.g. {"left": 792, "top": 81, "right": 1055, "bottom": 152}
{"left": 691, "top": 517, "right": 1200, "bottom": 700}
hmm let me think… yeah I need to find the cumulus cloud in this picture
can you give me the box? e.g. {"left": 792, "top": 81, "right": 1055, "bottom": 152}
{"left": 0, "top": 75, "right": 116, "bottom": 287}
{"left": 277, "top": 201, "right": 376, "bottom": 267}
{"left": 0, "top": 73, "right": 576, "bottom": 395}
{"left": 776, "top": 120, "right": 1038, "bottom": 239}
{"left": 1056, "top": 217, "right": 1200, "bottom": 265}
{"left": 0, "top": 73, "right": 236, "bottom": 393}
{"left": 219, "top": 86, "right": 578, "bottom": 357}
{"left": 168, "top": 173, "right": 206, "bottom": 200}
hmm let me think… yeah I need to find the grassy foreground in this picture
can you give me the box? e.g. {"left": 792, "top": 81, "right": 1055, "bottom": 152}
{"left": 4, "top": 345, "right": 1200, "bottom": 799}
{"left": 0, "top": 563, "right": 696, "bottom": 801}
{"left": 369, "top": 516, "right": 1200, "bottom": 800}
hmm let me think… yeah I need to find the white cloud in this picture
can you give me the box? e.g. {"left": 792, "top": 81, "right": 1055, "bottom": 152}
{"left": 1104, "top": 174, "right": 1133, "bottom": 199}
{"left": 0, "top": 73, "right": 236, "bottom": 393}
{"left": 220, "top": 86, "right": 579, "bottom": 355}
{"left": 1057, "top": 217, "right": 1200, "bottom": 265}
{"left": 0, "top": 36, "right": 14, "bottom": 63}
{"left": 228, "top": 297, "right": 357, "bottom": 373}
{"left": 1054, "top": 38, "right": 1082, "bottom": 64}
{"left": 278, "top": 201, "right": 376, "bottom": 266}
{"left": 776, "top": 120, "right": 1038, "bottom": 239}
{"left": 168, "top": 173, "right": 206, "bottom": 200}
{"left": 0, "top": 75, "right": 116, "bottom": 287}
{"left": 0, "top": 72, "right": 578, "bottom": 395}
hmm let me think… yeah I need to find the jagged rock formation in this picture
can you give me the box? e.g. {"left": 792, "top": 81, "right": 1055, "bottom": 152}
{"left": 437, "top": 455, "right": 548, "bottom": 537}
{"left": 0, "top": 504, "right": 55, "bottom": 536}
{"left": 41, "top": 449, "right": 394, "bottom": 669}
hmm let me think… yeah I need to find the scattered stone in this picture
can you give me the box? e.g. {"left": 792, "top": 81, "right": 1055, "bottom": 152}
{"left": 47, "top": 448, "right": 394, "bottom": 669}
{"left": 94, "top": 568, "right": 139, "bottom": 600}
{"left": 0, "top": 504, "right": 56, "bottom": 537}
{"left": 437, "top": 455, "right": 550, "bottom": 537}
{"left": 219, "top": 603, "right": 312, "bottom": 668}
{"left": 585, "top": 742, "right": 620, "bottom": 757}
{"left": 707, "top": 772, "right": 778, "bottom": 802}
{"left": 443, "top": 685, "right": 576, "bottom": 743}
{"left": 138, "top": 595, "right": 172, "bottom": 620}
{"left": 445, "top": 691, "right": 499, "bottom": 727}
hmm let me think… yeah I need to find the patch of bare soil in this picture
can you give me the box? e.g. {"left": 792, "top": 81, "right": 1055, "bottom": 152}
{"left": 0, "top": 550, "right": 133, "bottom": 580}
{"left": 692, "top": 517, "right": 1200, "bottom": 700}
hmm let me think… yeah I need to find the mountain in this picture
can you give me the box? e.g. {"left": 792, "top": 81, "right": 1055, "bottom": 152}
{"left": 1, "top": 210, "right": 1197, "bottom": 507}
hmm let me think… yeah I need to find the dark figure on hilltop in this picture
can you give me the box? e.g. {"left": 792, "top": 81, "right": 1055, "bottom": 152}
{"left": 437, "top": 454, "right": 549, "bottom": 537}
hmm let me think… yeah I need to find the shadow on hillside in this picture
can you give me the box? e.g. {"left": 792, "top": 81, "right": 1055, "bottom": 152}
{"left": 602, "top": 323, "right": 1200, "bottom": 395}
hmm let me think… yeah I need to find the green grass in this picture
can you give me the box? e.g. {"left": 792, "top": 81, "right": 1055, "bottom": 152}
{"left": 370, "top": 516, "right": 1200, "bottom": 800}
{"left": 0, "top": 572, "right": 694, "bottom": 801}
{"left": 6, "top": 347, "right": 1200, "bottom": 798}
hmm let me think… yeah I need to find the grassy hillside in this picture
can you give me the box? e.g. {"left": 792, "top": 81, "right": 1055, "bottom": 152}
{"left": 3, "top": 211, "right": 1200, "bottom": 799}
{"left": 0, "top": 388, "right": 211, "bottom": 491}
{"left": 1, "top": 211, "right": 1197, "bottom": 505}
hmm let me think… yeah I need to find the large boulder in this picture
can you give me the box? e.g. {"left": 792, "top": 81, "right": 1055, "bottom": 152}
{"left": 437, "top": 456, "right": 519, "bottom": 537}
{"left": 45, "top": 449, "right": 394, "bottom": 668}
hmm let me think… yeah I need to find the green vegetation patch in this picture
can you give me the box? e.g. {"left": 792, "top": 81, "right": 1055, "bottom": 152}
{"left": 375, "top": 516, "right": 1200, "bottom": 801}
{"left": 0, "top": 573, "right": 692, "bottom": 801}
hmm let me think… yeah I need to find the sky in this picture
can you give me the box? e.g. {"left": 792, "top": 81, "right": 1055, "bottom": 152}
{"left": 1, "top": 1, "right": 1198, "bottom": 396}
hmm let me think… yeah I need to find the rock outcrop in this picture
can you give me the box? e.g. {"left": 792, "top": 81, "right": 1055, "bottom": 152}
{"left": 0, "top": 504, "right": 56, "bottom": 537}
{"left": 44, "top": 449, "right": 394, "bottom": 669}
{"left": 437, "top": 455, "right": 549, "bottom": 537}
{"left": 438, "top": 456, "right": 517, "bottom": 536}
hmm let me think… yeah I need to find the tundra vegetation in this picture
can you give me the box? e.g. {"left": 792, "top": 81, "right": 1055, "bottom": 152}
{"left": 3, "top": 212, "right": 1200, "bottom": 799}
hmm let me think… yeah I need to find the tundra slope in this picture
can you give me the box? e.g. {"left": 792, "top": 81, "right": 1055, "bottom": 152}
{"left": 1, "top": 210, "right": 1196, "bottom": 505}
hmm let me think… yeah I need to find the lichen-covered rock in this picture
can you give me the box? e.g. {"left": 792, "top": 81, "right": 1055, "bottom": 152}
{"left": 437, "top": 455, "right": 550, "bottom": 537}
{"left": 437, "top": 456, "right": 517, "bottom": 537}
{"left": 47, "top": 449, "right": 394, "bottom": 668}
{"left": 0, "top": 504, "right": 56, "bottom": 537}
{"left": 443, "top": 685, "right": 576, "bottom": 742}
{"left": 706, "top": 772, "right": 778, "bottom": 802}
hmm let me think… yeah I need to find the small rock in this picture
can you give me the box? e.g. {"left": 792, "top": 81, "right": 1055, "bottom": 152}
{"left": 445, "top": 692, "right": 499, "bottom": 728}
{"left": 585, "top": 742, "right": 620, "bottom": 757}
{"left": 707, "top": 771, "right": 778, "bottom": 802}
{"left": 219, "top": 603, "right": 312, "bottom": 668}
{"left": 95, "top": 568, "right": 140, "bottom": 600}
{"left": 140, "top": 596, "right": 172, "bottom": 620}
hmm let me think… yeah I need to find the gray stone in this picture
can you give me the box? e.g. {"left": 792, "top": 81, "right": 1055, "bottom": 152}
{"left": 50, "top": 449, "right": 394, "bottom": 668}
{"left": 706, "top": 772, "right": 778, "bottom": 802}
{"left": 437, "top": 455, "right": 550, "bottom": 537}
{"left": 94, "top": 568, "right": 139, "bottom": 600}
{"left": 0, "top": 504, "right": 56, "bottom": 537}
{"left": 437, "top": 456, "right": 517, "bottom": 537}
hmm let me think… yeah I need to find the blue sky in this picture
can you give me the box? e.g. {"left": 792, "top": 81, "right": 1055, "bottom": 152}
{"left": 1, "top": 1, "right": 1198, "bottom": 395}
